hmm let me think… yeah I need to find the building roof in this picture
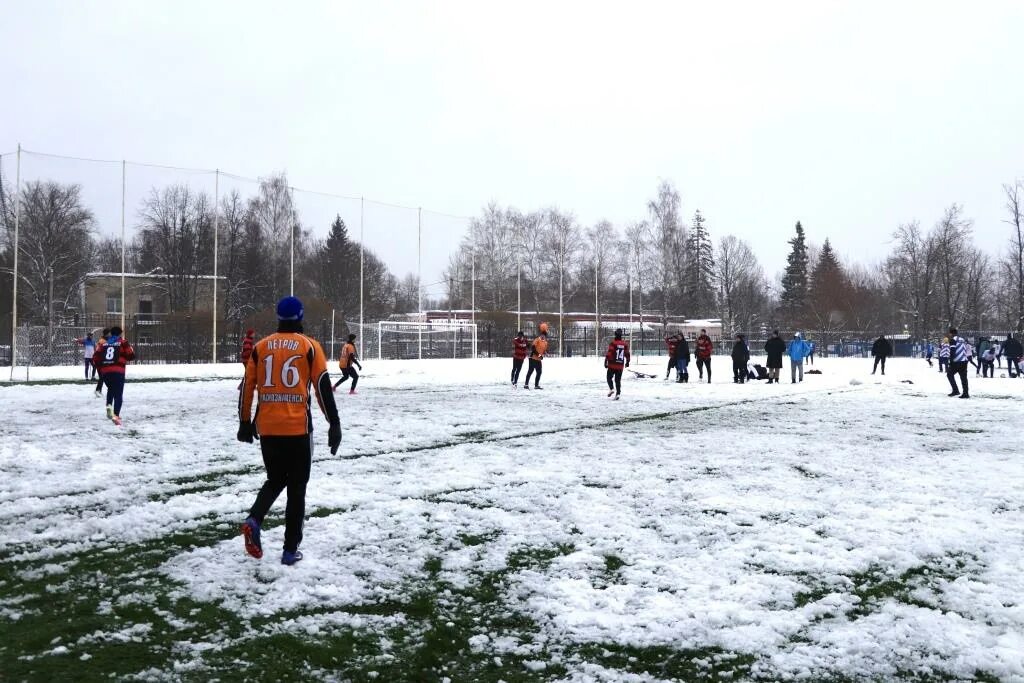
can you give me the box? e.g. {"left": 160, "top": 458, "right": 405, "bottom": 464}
{"left": 86, "top": 272, "right": 227, "bottom": 280}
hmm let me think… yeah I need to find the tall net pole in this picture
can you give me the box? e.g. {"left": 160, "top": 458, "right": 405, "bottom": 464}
{"left": 594, "top": 263, "right": 599, "bottom": 356}
{"left": 359, "top": 196, "right": 364, "bottom": 360}
{"left": 470, "top": 219, "right": 475, "bottom": 329}
{"left": 558, "top": 252, "right": 564, "bottom": 358}
{"left": 120, "top": 160, "right": 126, "bottom": 331}
{"left": 212, "top": 169, "right": 219, "bottom": 363}
{"left": 517, "top": 262, "right": 521, "bottom": 333}
{"left": 417, "top": 207, "right": 422, "bottom": 360}
{"left": 9, "top": 144, "right": 20, "bottom": 381}
{"left": 628, "top": 274, "right": 633, "bottom": 347}
{"left": 471, "top": 219, "right": 476, "bottom": 357}
{"left": 289, "top": 187, "right": 295, "bottom": 296}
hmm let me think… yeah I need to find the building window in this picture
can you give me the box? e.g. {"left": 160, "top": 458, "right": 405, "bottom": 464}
{"left": 138, "top": 296, "right": 153, "bottom": 322}
{"left": 106, "top": 294, "right": 122, "bottom": 314}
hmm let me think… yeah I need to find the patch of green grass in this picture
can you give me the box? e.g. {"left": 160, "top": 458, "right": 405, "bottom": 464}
{"left": 793, "top": 464, "right": 822, "bottom": 479}
{"left": 454, "top": 429, "right": 494, "bottom": 441}
{"left": 572, "top": 643, "right": 756, "bottom": 681}
{"left": 459, "top": 532, "right": 498, "bottom": 547}
{"left": 603, "top": 554, "right": 625, "bottom": 573}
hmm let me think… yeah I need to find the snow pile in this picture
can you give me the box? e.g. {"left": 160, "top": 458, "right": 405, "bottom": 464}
{"left": 2, "top": 356, "right": 1023, "bottom": 679}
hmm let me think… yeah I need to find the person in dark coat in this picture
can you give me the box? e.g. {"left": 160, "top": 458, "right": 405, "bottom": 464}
{"left": 764, "top": 330, "right": 786, "bottom": 384}
{"left": 673, "top": 335, "right": 691, "bottom": 383}
{"left": 1003, "top": 333, "right": 1023, "bottom": 378}
{"left": 871, "top": 335, "right": 893, "bottom": 375}
{"left": 731, "top": 333, "right": 750, "bottom": 383}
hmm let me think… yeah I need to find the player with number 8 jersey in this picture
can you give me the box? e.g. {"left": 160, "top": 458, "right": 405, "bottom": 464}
{"left": 238, "top": 296, "right": 342, "bottom": 566}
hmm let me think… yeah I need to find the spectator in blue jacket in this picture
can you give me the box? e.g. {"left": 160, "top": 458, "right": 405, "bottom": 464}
{"left": 788, "top": 332, "right": 810, "bottom": 383}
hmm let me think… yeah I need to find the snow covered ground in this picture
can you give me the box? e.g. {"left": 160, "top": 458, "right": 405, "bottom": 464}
{"left": 1, "top": 355, "right": 1023, "bottom": 681}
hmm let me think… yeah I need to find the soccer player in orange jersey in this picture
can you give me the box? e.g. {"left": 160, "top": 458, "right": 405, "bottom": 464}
{"left": 523, "top": 323, "right": 549, "bottom": 390}
{"left": 333, "top": 334, "right": 362, "bottom": 394}
{"left": 238, "top": 296, "right": 342, "bottom": 566}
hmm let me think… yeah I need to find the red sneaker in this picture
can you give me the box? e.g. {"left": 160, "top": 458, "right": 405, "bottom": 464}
{"left": 242, "top": 518, "right": 263, "bottom": 559}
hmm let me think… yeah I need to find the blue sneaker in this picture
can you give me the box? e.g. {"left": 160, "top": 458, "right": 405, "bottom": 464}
{"left": 242, "top": 517, "right": 262, "bottom": 559}
{"left": 281, "top": 550, "right": 303, "bottom": 566}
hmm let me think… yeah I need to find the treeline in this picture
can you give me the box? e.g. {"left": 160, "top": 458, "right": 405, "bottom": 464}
{"left": 0, "top": 172, "right": 414, "bottom": 333}
{"left": 445, "top": 179, "right": 1024, "bottom": 340}
{"left": 3, "top": 170, "right": 1022, "bottom": 345}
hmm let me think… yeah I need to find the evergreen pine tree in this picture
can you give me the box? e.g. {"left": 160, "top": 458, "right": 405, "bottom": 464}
{"left": 811, "top": 239, "right": 844, "bottom": 294}
{"left": 808, "top": 238, "right": 851, "bottom": 341}
{"left": 685, "top": 209, "right": 716, "bottom": 316}
{"left": 780, "top": 221, "right": 809, "bottom": 322}
{"left": 317, "top": 215, "right": 359, "bottom": 312}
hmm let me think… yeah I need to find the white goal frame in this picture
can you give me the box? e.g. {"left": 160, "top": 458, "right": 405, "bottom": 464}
{"left": 376, "top": 320, "right": 478, "bottom": 360}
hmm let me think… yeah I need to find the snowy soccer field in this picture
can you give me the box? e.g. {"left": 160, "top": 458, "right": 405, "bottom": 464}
{"left": 2, "top": 355, "right": 1023, "bottom": 682}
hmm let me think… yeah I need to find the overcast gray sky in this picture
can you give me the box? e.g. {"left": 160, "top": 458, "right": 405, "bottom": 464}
{"left": 2, "top": 1, "right": 1023, "bottom": 290}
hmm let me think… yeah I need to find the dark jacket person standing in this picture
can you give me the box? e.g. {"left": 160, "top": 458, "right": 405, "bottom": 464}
{"left": 871, "top": 335, "right": 893, "bottom": 375}
{"left": 674, "top": 335, "right": 691, "bottom": 383}
{"left": 239, "top": 296, "right": 342, "bottom": 566}
{"left": 1003, "top": 333, "right": 1023, "bottom": 377}
{"left": 764, "top": 331, "right": 786, "bottom": 384}
{"left": 731, "top": 334, "right": 750, "bottom": 383}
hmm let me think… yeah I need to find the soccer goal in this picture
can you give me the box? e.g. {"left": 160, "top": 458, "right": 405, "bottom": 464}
{"left": 376, "top": 321, "right": 478, "bottom": 360}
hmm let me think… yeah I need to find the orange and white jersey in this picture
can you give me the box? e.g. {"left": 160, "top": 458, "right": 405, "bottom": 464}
{"left": 240, "top": 332, "right": 335, "bottom": 437}
{"left": 338, "top": 342, "right": 357, "bottom": 369}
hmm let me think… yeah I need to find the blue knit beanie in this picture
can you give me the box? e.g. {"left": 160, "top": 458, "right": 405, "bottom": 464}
{"left": 276, "top": 296, "right": 304, "bottom": 321}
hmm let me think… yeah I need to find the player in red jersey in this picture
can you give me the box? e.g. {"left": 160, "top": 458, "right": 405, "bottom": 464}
{"left": 511, "top": 330, "right": 529, "bottom": 387}
{"left": 604, "top": 328, "right": 631, "bottom": 400}
{"left": 91, "top": 325, "right": 135, "bottom": 426}
{"left": 664, "top": 333, "right": 678, "bottom": 380}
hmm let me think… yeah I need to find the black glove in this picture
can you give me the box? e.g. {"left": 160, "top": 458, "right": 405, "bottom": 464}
{"left": 237, "top": 421, "right": 255, "bottom": 443}
{"left": 328, "top": 420, "right": 342, "bottom": 455}
{"left": 356, "top": 362, "right": 363, "bottom": 371}
{"left": 604, "top": 359, "right": 608, "bottom": 368}
{"left": 626, "top": 360, "right": 630, "bottom": 368}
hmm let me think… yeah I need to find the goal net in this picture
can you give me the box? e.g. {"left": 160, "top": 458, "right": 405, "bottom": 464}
{"left": 10, "top": 324, "right": 98, "bottom": 381}
{"left": 376, "top": 321, "right": 478, "bottom": 360}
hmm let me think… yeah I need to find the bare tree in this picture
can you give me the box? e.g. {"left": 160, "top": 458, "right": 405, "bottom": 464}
{"left": 623, "top": 221, "right": 651, "bottom": 332}
{"left": 541, "top": 208, "right": 583, "bottom": 353}
{"left": 646, "top": 180, "right": 686, "bottom": 324}
{"left": 962, "top": 248, "right": 993, "bottom": 331}
{"left": 92, "top": 236, "right": 139, "bottom": 274}
{"left": 587, "top": 219, "right": 619, "bottom": 341}
{"left": 931, "top": 204, "right": 973, "bottom": 327}
{"left": 885, "top": 220, "right": 936, "bottom": 340}
{"left": 1002, "top": 181, "right": 1024, "bottom": 330}
{"left": 136, "top": 184, "right": 214, "bottom": 312}
{"left": 248, "top": 173, "right": 306, "bottom": 307}
{"left": 715, "top": 235, "right": 767, "bottom": 336}
{"left": 470, "top": 203, "right": 517, "bottom": 311}
{"left": 511, "top": 209, "right": 546, "bottom": 313}
{"left": 0, "top": 181, "right": 95, "bottom": 324}
{"left": 216, "top": 189, "right": 257, "bottom": 320}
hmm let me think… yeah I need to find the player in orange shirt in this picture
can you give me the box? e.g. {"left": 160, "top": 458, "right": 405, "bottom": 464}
{"left": 523, "top": 323, "right": 549, "bottom": 390}
{"left": 238, "top": 296, "right": 342, "bottom": 566}
{"left": 333, "top": 333, "right": 362, "bottom": 394}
